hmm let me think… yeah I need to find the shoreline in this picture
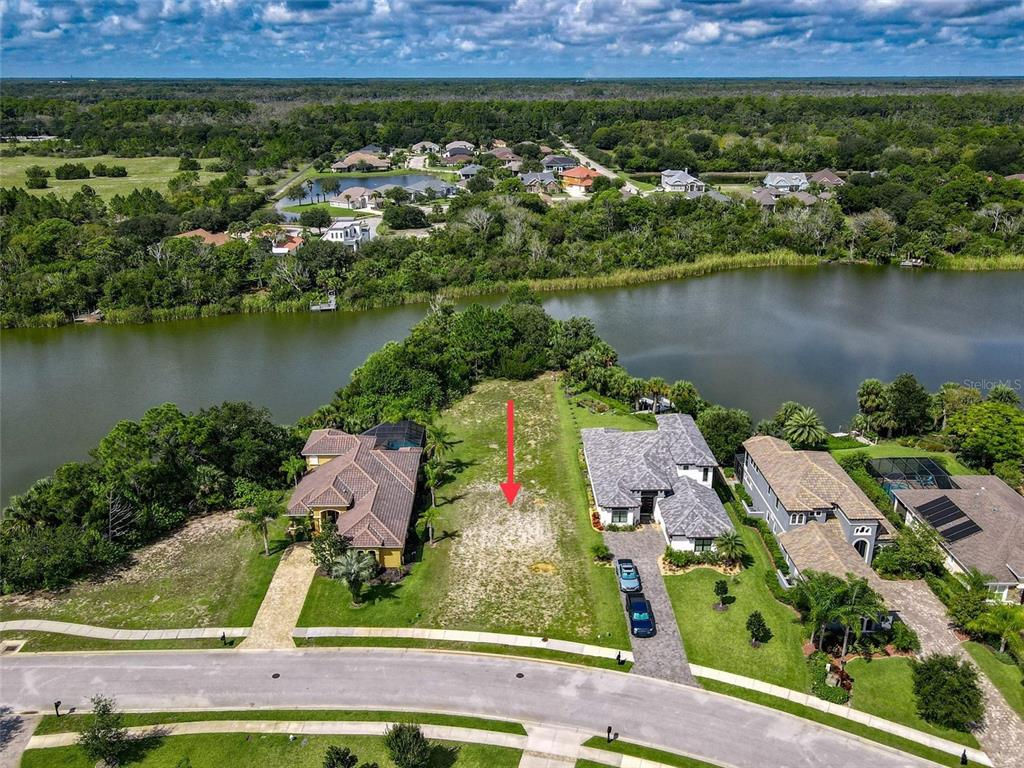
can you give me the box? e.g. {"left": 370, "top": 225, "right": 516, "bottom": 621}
{"left": 3, "top": 250, "right": 1022, "bottom": 331}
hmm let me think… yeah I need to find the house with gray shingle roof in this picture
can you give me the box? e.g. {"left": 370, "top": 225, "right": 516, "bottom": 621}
{"left": 288, "top": 424, "right": 423, "bottom": 568}
{"left": 581, "top": 414, "right": 733, "bottom": 551}
{"left": 763, "top": 172, "right": 809, "bottom": 192}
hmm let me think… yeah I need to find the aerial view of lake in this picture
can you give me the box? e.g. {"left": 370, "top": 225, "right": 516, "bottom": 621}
{"left": 3, "top": 265, "right": 1021, "bottom": 503}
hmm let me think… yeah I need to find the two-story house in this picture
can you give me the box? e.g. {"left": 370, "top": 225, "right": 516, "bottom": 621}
{"left": 582, "top": 414, "right": 733, "bottom": 551}
{"left": 739, "top": 436, "right": 889, "bottom": 580}
{"left": 321, "top": 218, "right": 372, "bottom": 250}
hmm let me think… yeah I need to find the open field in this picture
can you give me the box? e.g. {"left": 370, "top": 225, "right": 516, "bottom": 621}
{"left": 698, "top": 678, "right": 967, "bottom": 768}
{"left": 299, "top": 376, "right": 628, "bottom": 647}
{"left": 34, "top": 710, "right": 526, "bottom": 736}
{"left": 22, "top": 734, "right": 521, "bottom": 768}
{"left": 0, "top": 514, "right": 288, "bottom": 630}
{"left": 846, "top": 656, "right": 980, "bottom": 747}
{"left": 0, "top": 154, "right": 222, "bottom": 198}
{"left": 662, "top": 503, "right": 810, "bottom": 691}
{"left": 830, "top": 441, "right": 977, "bottom": 475}
{"left": 964, "top": 641, "right": 1024, "bottom": 720}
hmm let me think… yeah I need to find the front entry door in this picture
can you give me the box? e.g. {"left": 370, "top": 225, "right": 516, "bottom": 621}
{"left": 639, "top": 493, "right": 656, "bottom": 523}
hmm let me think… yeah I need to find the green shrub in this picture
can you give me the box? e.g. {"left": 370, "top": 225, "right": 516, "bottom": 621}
{"left": 911, "top": 654, "right": 984, "bottom": 732}
{"left": 737, "top": 512, "right": 789, "bottom": 575}
{"left": 663, "top": 547, "right": 722, "bottom": 568}
{"left": 733, "top": 484, "right": 753, "bottom": 506}
{"left": 384, "top": 723, "right": 432, "bottom": 768}
{"left": 889, "top": 621, "right": 922, "bottom": 653}
{"left": 603, "top": 523, "right": 637, "bottom": 532}
{"left": 746, "top": 610, "right": 773, "bottom": 646}
{"left": 53, "top": 162, "right": 90, "bottom": 179}
{"left": 808, "top": 651, "right": 850, "bottom": 704}
{"left": 591, "top": 542, "right": 613, "bottom": 562}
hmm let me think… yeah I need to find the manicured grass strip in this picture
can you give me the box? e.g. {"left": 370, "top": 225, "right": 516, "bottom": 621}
{"left": 295, "top": 636, "right": 632, "bottom": 672}
{"left": 845, "top": 657, "right": 978, "bottom": 747}
{"left": 829, "top": 441, "right": 977, "bottom": 475}
{"left": 22, "top": 734, "right": 520, "bottom": 768}
{"left": 280, "top": 202, "right": 372, "bottom": 216}
{"left": 34, "top": 709, "right": 525, "bottom": 736}
{"left": 964, "top": 641, "right": 1024, "bottom": 720}
{"left": 0, "top": 632, "right": 227, "bottom": 653}
{"left": 698, "top": 678, "right": 967, "bottom": 768}
{"left": 582, "top": 737, "right": 723, "bottom": 768}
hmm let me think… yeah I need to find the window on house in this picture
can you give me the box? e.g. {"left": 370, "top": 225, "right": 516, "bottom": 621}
{"left": 789, "top": 513, "right": 806, "bottom": 526}
{"left": 694, "top": 538, "right": 714, "bottom": 552}
{"left": 853, "top": 525, "right": 872, "bottom": 536}
{"left": 681, "top": 464, "right": 690, "bottom": 470}
{"left": 702, "top": 467, "right": 710, "bottom": 482}
{"left": 611, "top": 510, "right": 629, "bottom": 524}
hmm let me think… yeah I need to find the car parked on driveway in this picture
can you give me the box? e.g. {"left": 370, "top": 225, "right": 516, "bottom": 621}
{"left": 615, "top": 558, "right": 642, "bottom": 592}
{"left": 627, "top": 592, "right": 656, "bottom": 637}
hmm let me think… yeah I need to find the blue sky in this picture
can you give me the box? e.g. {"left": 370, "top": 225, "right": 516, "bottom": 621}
{"left": 2, "top": 0, "right": 1023, "bottom": 78}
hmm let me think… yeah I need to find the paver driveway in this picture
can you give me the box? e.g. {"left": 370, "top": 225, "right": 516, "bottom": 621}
{"left": 603, "top": 526, "right": 695, "bottom": 685}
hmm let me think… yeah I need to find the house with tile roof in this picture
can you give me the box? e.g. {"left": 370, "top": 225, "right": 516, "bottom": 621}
{"left": 739, "top": 436, "right": 890, "bottom": 577}
{"left": 581, "top": 414, "right": 733, "bottom": 551}
{"left": 411, "top": 141, "right": 441, "bottom": 154}
{"left": 560, "top": 166, "right": 601, "bottom": 197}
{"left": 809, "top": 168, "right": 845, "bottom": 187}
{"left": 331, "top": 151, "right": 391, "bottom": 172}
{"left": 173, "top": 228, "right": 231, "bottom": 246}
{"left": 288, "top": 423, "right": 424, "bottom": 568}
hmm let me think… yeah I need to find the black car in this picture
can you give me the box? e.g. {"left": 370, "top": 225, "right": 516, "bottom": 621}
{"left": 627, "top": 592, "right": 656, "bottom": 637}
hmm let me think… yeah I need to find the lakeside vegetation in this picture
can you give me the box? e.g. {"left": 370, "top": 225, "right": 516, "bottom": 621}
{"left": 3, "top": 84, "right": 1023, "bottom": 328}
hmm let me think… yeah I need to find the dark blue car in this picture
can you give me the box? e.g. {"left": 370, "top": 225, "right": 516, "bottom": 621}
{"left": 627, "top": 592, "right": 656, "bottom": 638}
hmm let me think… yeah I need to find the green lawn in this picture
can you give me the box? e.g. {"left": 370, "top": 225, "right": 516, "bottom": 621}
{"left": 35, "top": 710, "right": 525, "bottom": 736}
{"left": 299, "top": 376, "right": 629, "bottom": 648}
{"left": 662, "top": 505, "right": 809, "bottom": 691}
{"left": 0, "top": 154, "right": 222, "bottom": 198}
{"left": 295, "top": 636, "right": 632, "bottom": 672}
{"left": 23, "top": 734, "right": 520, "bottom": 768}
{"left": 0, "top": 632, "right": 228, "bottom": 653}
{"left": 964, "top": 641, "right": 1024, "bottom": 720}
{"left": 280, "top": 201, "right": 373, "bottom": 217}
{"left": 698, "top": 678, "right": 966, "bottom": 768}
{"left": 563, "top": 389, "right": 655, "bottom": 432}
{"left": 830, "top": 441, "right": 976, "bottom": 475}
{"left": 0, "top": 515, "right": 289, "bottom": 629}
{"left": 845, "top": 657, "right": 980, "bottom": 747}
{"left": 310, "top": 168, "right": 460, "bottom": 182}
{"left": 581, "top": 738, "right": 722, "bottom": 768}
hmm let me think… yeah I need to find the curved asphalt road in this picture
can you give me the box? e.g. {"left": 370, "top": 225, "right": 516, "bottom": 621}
{"left": 1, "top": 648, "right": 932, "bottom": 768}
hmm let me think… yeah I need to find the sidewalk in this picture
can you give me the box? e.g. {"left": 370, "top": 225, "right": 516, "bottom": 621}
{"left": 241, "top": 543, "right": 317, "bottom": 649}
{"left": 690, "top": 663, "right": 993, "bottom": 766}
{"left": 292, "top": 627, "right": 634, "bottom": 662}
{"left": 0, "top": 620, "right": 248, "bottom": 641}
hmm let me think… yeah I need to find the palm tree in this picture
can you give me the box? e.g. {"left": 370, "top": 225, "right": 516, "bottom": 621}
{"left": 422, "top": 459, "right": 449, "bottom": 508}
{"left": 968, "top": 604, "right": 1024, "bottom": 653}
{"left": 280, "top": 455, "right": 306, "bottom": 487}
{"left": 835, "top": 575, "right": 885, "bottom": 659}
{"left": 425, "top": 423, "right": 456, "bottom": 462}
{"left": 303, "top": 178, "right": 316, "bottom": 205}
{"left": 625, "top": 378, "right": 646, "bottom": 413}
{"left": 331, "top": 550, "right": 378, "bottom": 606}
{"left": 235, "top": 494, "right": 282, "bottom": 557}
{"left": 783, "top": 406, "right": 829, "bottom": 449}
{"left": 647, "top": 377, "right": 667, "bottom": 413}
{"left": 791, "top": 570, "right": 847, "bottom": 651}
{"left": 420, "top": 506, "right": 442, "bottom": 546}
{"left": 714, "top": 531, "right": 747, "bottom": 566}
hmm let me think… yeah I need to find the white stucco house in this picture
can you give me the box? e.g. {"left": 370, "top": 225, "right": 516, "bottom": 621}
{"left": 763, "top": 172, "right": 809, "bottom": 192}
{"left": 321, "top": 218, "right": 372, "bottom": 250}
{"left": 581, "top": 414, "right": 734, "bottom": 551}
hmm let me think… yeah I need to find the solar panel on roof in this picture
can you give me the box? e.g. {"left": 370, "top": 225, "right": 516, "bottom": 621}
{"left": 929, "top": 507, "right": 967, "bottom": 527}
{"left": 917, "top": 496, "right": 962, "bottom": 524}
{"left": 941, "top": 519, "right": 983, "bottom": 543}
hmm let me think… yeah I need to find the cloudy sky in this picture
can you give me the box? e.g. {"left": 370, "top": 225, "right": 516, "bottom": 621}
{"left": 2, "top": 0, "right": 1023, "bottom": 78}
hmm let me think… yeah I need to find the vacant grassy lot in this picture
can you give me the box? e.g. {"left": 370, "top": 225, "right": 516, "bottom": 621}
{"left": 830, "top": 441, "right": 976, "bottom": 475}
{"left": 846, "top": 656, "right": 980, "bottom": 747}
{"left": 563, "top": 389, "right": 655, "bottom": 432}
{"left": 0, "top": 514, "right": 288, "bottom": 629}
{"left": 299, "top": 376, "right": 628, "bottom": 648}
{"left": 662, "top": 505, "right": 809, "bottom": 691}
{"left": 22, "top": 735, "right": 520, "bottom": 768}
{"left": 0, "top": 155, "right": 222, "bottom": 198}
{"left": 963, "top": 641, "right": 1024, "bottom": 720}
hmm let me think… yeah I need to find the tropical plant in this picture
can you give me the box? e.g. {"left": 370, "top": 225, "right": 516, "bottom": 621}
{"left": 310, "top": 527, "right": 349, "bottom": 572}
{"left": 790, "top": 570, "right": 847, "bottom": 650}
{"left": 323, "top": 745, "right": 358, "bottom": 768}
{"left": 422, "top": 459, "right": 449, "bottom": 508}
{"left": 281, "top": 455, "right": 306, "bottom": 486}
{"left": 235, "top": 493, "right": 282, "bottom": 556}
{"left": 669, "top": 379, "right": 703, "bottom": 416}
{"left": 835, "top": 575, "right": 885, "bottom": 658}
{"left": 871, "top": 523, "right": 944, "bottom": 578}
{"left": 420, "top": 505, "right": 442, "bottom": 546}
{"left": 77, "top": 695, "right": 128, "bottom": 768}
{"left": 783, "top": 406, "right": 829, "bottom": 449}
{"left": 912, "top": 654, "right": 984, "bottom": 731}
{"left": 746, "top": 610, "right": 773, "bottom": 647}
{"left": 331, "top": 550, "right": 378, "bottom": 605}
{"left": 713, "top": 531, "right": 746, "bottom": 565}
{"left": 425, "top": 422, "right": 456, "bottom": 461}
{"left": 384, "top": 723, "right": 432, "bottom": 768}
{"left": 856, "top": 378, "right": 886, "bottom": 417}
{"left": 948, "top": 567, "right": 996, "bottom": 629}
{"left": 968, "top": 604, "right": 1024, "bottom": 654}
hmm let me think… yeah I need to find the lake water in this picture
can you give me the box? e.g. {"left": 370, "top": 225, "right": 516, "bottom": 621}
{"left": 284, "top": 174, "right": 441, "bottom": 204}
{"left": 2, "top": 265, "right": 1022, "bottom": 503}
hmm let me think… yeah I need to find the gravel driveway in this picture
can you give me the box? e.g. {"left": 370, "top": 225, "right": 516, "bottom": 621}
{"left": 603, "top": 526, "right": 695, "bottom": 685}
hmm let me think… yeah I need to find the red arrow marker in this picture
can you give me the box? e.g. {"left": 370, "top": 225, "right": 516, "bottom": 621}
{"left": 499, "top": 399, "right": 521, "bottom": 505}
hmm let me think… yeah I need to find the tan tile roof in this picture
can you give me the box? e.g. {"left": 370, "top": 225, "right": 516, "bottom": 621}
{"left": 290, "top": 428, "right": 422, "bottom": 550}
{"left": 743, "top": 435, "right": 887, "bottom": 525}
{"left": 175, "top": 228, "right": 230, "bottom": 246}
{"left": 895, "top": 475, "right": 1024, "bottom": 585}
